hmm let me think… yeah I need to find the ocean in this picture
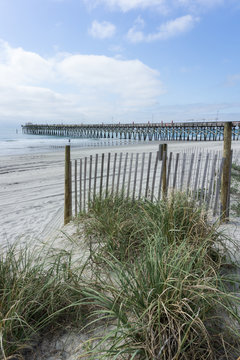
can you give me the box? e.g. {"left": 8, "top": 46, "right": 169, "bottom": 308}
{"left": 0, "top": 125, "right": 138, "bottom": 156}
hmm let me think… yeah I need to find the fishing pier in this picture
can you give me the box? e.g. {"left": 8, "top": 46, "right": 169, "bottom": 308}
{"left": 21, "top": 121, "right": 240, "bottom": 141}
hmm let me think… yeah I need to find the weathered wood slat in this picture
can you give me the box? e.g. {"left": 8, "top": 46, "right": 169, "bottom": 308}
{"left": 74, "top": 159, "right": 77, "bottom": 216}
{"left": 151, "top": 154, "right": 159, "bottom": 201}
{"left": 138, "top": 152, "right": 145, "bottom": 199}
{"left": 226, "top": 150, "right": 233, "bottom": 218}
{"left": 83, "top": 157, "right": 87, "bottom": 212}
{"left": 204, "top": 151, "right": 212, "bottom": 201}
{"left": 145, "top": 152, "right": 152, "bottom": 198}
{"left": 186, "top": 152, "right": 195, "bottom": 194}
{"left": 122, "top": 153, "right": 129, "bottom": 196}
{"left": 116, "top": 153, "right": 123, "bottom": 195}
{"left": 100, "top": 153, "right": 104, "bottom": 199}
{"left": 161, "top": 144, "right": 167, "bottom": 197}
{"left": 132, "top": 153, "right": 139, "bottom": 201}
{"left": 193, "top": 153, "right": 202, "bottom": 199}
{"left": 69, "top": 161, "right": 72, "bottom": 217}
{"left": 64, "top": 146, "right": 71, "bottom": 225}
{"left": 213, "top": 158, "right": 225, "bottom": 216}
{"left": 158, "top": 151, "right": 166, "bottom": 200}
{"left": 88, "top": 155, "right": 92, "bottom": 206}
{"left": 206, "top": 153, "right": 218, "bottom": 210}
{"left": 221, "top": 123, "right": 232, "bottom": 221}
{"left": 106, "top": 153, "right": 111, "bottom": 197}
{"left": 127, "top": 153, "right": 134, "bottom": 198}
{"left": 200, "top": 153, "right": 209, "bottom": 205}
{"left": 112, "top": 153, "right": 117, "bottom": 195}
{"left": 210, "top": 151, "right": 220, "bottom": 209}
{"left": 166, "top": 151, "right": 173, "bottom": 193}
{"left": 93, "top": 154, "right": 98, "bottom": 200}
{"left": 180, "top": 153, "right": 186, "bottom": 191}
{"left": 173, "top": 153, "right": 179, "bottom": 190}
{"left": 79, "top": 159, "right": 82, "bottom": 212}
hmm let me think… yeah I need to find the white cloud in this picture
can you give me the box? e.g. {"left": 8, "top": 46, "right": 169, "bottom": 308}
{"left": 0, "top": 40, "right": 54, "bottom": 85}
{"left": 0, "top": 40, "right": 164, "bottom": 123}
{"left": 178, "top": 0, "right": 224, "bottom": 10}
{"left": 126, "top": 16, "right": 145, "bottom": 43}
{"left": 225, "top": 74, "right": 240, "bottom": 87}
{"left": 127, "top": 15, "right": 199, "bottom": 43}
{"left": 157, "top": 14, "right": 199, "bottom": 38}
{"left": 84, "top": 0, "right": 164, "bottom": 12}
{"left": 84, "top": 0, "right": 225, "bottom": 12}
{"left": 89, "top": 20, "right": 116, "bottom": 39}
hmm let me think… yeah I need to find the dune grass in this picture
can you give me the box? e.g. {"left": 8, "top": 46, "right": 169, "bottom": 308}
{"left": 79, "top": 192, "right": 220, "bottom": 263}
{"left": 0, "top": 243, "right": 85, "bottom": 359}
{"left": 78, "top": 192, "right": 240, "bottom": 359}
{"left": 2, "top": 192, "right": 240, "bottom": 359}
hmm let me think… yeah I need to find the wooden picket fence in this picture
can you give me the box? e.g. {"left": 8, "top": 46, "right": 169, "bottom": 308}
{"left": 64, "top": 146, "right": 233, "bottom": 223}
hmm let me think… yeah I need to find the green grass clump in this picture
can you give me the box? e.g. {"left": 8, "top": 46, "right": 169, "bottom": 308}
{"left": 79, "top": 194, "right": 147, "bottom": 260}
{"left": 0, "top": 244, "right": 85, "bottom": 359}
{"left": 79, "top": 192, "right": 217, "bottom": 262}
{"left": 79, "top": 192, "right": 240, "bottom": 359}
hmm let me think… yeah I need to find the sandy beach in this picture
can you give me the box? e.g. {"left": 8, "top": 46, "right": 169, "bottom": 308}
{"left": 1, "top": 140, "right": 240, "bottom": 249}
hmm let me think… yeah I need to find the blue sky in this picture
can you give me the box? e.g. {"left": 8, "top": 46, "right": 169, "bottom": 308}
{"left": 0, "top": 0, "right": 239, "bottom": 125}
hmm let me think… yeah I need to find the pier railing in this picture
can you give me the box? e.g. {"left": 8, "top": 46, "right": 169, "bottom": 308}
{"left": 64, "top": 145, "right": 235, "bottom": 224}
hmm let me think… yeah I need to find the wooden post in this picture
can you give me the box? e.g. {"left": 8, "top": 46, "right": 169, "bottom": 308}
{"left": 64, "top": 145, "right": 71, "bottom": 225}
{"left": 158, "top": 144, "right": 163, "bottom": 160}
{"left": 158, "top": 143, "right": 166, "bottom": 161}
{"left": 221, "top": 122, "right": 232, "bottom": 222}
{"left": 69, "top": 161, "right": 72, "bottom": 216}
{"left": 160, "top": 144, "right": 167, "bottom": 198}
{"left": 74, "top": 159, "right": 77, "bottom": 217}
{"left": 226, "top": 150, "right": 233, "bottom": 218}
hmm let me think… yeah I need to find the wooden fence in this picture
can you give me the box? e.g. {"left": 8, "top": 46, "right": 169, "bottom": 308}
{"left": 64, "top": 145, "right": 234, "bottom": 223}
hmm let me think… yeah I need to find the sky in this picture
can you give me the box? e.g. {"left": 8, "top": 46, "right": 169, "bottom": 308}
{"left": 0, "top": 0, "right": 240, "bottom": 126}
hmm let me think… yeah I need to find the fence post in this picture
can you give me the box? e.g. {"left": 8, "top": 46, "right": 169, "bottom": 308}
{"left": 159, "top": 143, "right": 167, "bottom": 198}
{"left": 220, "top": 122, "right": 232, "bottom": 222}
{"left": 64, "top": 145, "right": 72, "bottom": 225}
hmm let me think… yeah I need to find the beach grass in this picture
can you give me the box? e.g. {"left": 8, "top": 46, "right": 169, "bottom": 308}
{"left": 78, "top": 192, "right": 240, "bottom": 359}
{"left": 79, "top": 192, "right": 219, "bottom": 262}
{"left": 2, "top": 191, "right": 240, "bottom": 359}
{"left": 0, "top": 243, "right": 86, "bottom": 359}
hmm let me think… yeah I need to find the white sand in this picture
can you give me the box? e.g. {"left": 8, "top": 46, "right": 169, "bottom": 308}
{"left": 1, "top": 140, "right": 240, "bottom": 250}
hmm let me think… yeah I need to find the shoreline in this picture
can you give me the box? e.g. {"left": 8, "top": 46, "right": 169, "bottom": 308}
{"left": 2, "top": 138, "right": 240, "bottom": 158}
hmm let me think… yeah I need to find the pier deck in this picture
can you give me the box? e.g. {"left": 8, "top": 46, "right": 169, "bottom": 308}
{"left": 21, "top": 122, "right": 240, "bottom": 141}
